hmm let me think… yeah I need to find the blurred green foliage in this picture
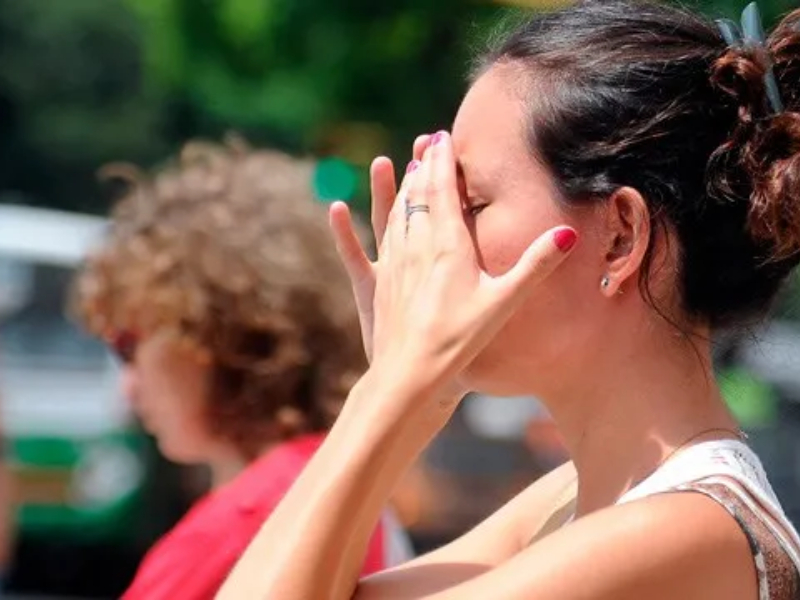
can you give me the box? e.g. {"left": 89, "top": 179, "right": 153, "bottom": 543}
{"left": 694, "top": 0, "right": 798, "bottom": 20}
{"left": 0, "top": 0, "right": 166, "bottom": 213}
{"left": 0, "top": 0, "right": 503, "bottom": 214}
{"left": 127, "top": 0, "right": 490, "bottom": 139}
{"left": 0, "top": 0, "right": 797, "bottom": 217}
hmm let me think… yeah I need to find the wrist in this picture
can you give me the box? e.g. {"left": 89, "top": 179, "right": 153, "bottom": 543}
{"left": 333, "top": 369, "right": 459, "bottom": 454}
{"left": 355, "top": 365, "right": 464, "bottom": 417}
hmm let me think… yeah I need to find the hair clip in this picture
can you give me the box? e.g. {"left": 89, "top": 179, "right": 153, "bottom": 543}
{"left": 715, "top": 2, "right": 784, "bottom": 114}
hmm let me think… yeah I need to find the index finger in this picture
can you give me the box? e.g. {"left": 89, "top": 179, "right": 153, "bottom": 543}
{"left": 413, "top": 134, "right": 431, "bottom": 161}
{"left": 422, "top": 131, "right": 464, "bottom": 237}
{"left": 495, "top": 226, "right": 579, "bottom": 309}
{"left": 370, "top": 157, "right": 396, "bottom": 251}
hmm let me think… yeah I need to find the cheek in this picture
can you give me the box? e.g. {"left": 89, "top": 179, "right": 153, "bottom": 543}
{"left": 472, "top": 199, "right": 566, "bottom": 276}
{"left": 146, "top": 376, "right": 211, "bottom": 461}
{"left": 473, "top": 195, "right": 605, "bottom": 282}
{"left": 466, "top": 267, "right": 598, "bottom": 396}
{"left": 137, "top": 346, "right": 212, "bottom": 441}
{"left": 159, "top": 371, "right": 210, "bottom": 433}
{"left": 465, "top": 206, "right": 607, "bottom": 394}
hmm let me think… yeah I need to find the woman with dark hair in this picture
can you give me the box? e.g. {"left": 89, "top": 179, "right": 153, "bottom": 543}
{"left": 73, "top": 140, "right": 412, "bottom": 600}
{"left": 220, "top": 2, "right": 800, "bottom": 598}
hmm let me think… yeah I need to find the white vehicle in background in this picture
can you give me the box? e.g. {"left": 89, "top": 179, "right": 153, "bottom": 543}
{"left": 0, "top": 205, "right": 183, "bottom": 595}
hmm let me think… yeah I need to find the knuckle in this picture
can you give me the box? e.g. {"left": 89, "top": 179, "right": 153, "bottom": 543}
{"left": 436, "top": 230, "right": 462, "bottom": 252}
{"left": 407, "top": 175, "right": 425, "bottom": 196}
{"left": 423, "top": 179, "right": 448, "bottom": 199}
{"left": 403, "top": 249, "right": 424, "bottom": 271}
{"left": 388, "top": 203, "right": 404, "bottom": 225}
{"left": 433, "top": 243, "right": 457, "bottom": 264}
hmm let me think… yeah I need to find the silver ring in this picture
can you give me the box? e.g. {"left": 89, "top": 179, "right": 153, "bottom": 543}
{"left": 405, "top": 204, "right": 431, "bottom": 218}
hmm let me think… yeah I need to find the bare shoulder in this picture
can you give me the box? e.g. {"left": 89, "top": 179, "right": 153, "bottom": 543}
{"left": 359, "top": 484, "right": 757, "bottom": 600}
{"left": 472, "top": 490, "right": 759, "bottom": 600}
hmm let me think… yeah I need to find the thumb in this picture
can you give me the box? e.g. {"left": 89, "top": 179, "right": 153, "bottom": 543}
{"left": 496, "top": 226, "right": 578, "bottom": 306}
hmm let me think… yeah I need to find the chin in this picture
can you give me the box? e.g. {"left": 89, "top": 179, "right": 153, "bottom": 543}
{"left": 460, "top": 334, "right": 572, "bottom": 399}
{"left": 156, "top": 437, "right": 203, "bottom": 465}
{"left": 461, "top": 313, "right": 582, "bottom": 400}
{"left": 460, "top": 356, "right": 541, "bottom": 398}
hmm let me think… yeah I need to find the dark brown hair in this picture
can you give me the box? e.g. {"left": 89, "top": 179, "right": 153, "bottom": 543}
{"left": 476, "top": 0, "right": 800, "bottom": 329}
{"left": 74, "top": 138, "right": 365, "bottom": 459}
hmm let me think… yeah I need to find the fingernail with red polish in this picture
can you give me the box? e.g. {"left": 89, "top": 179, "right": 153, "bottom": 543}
{"left": 407, "top": 160, "right": 421, "bottom": 174}
{"left": 431, "top": 131, "right": 447, "bottom": 145}
{"left": 554, "top": 228, "right": 578, "bottom": 253}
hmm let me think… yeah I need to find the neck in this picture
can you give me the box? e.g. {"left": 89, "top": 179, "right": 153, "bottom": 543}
{"left": 207, "top": 441, "right": 278, "bottom": 488}
{"left": 209, "top": 452, "right": 247, "bottom": 488}
{"left": 543, "top": 313, "right": 739, "bottom": 517}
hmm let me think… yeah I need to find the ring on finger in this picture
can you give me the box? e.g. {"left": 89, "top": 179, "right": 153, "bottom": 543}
{"left": 405, "top": 204, "right": 431, "bottom": 218}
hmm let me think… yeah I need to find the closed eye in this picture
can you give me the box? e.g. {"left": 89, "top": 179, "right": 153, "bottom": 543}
{"left": 457, "top": 162, "right": 488, "bottom": 217}
{"left": 467, "top": 201, "right": 488, "bottom": 217}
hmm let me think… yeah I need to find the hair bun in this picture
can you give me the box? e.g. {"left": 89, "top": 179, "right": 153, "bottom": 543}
{"left": 745, "top": 112, "right": 800, "bottom": 259}
{"left": 711, "top": 47, "right": 773, "bottom": 121}
{"left": 708, "top": 12, "right": 800, "bottom": 263}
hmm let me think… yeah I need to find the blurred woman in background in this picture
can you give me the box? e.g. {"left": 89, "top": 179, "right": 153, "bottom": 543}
{"left": 73, "top": 139, "right": 412, "bottom": 600}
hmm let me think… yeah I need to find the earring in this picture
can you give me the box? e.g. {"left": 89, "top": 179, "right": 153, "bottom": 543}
{"left": 601, "top": 275, "right": 611, "bottom": 290}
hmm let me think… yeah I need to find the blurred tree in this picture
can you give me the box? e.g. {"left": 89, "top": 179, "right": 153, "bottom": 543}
{"left": 0, "top": 0, "right": 169, "bottom": 213}
{"left": 0, "top": 0, "right": 797, "bottom": 214}
{"left": 695, "top": 0, "right": 798, "bottom": 21}
{"left": 500, "top": 0, "right": 798, "bottom": 20}
{"left": 125, "top": 0, "right": 505, "bottom": 209}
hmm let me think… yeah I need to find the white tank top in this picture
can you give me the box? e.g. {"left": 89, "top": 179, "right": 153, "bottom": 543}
{"left": 617, "top": 439, "right": 800, "bottom": 598}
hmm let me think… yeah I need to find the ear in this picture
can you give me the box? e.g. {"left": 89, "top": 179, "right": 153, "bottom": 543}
{"left": 600, "top": 187, "right": 651, "bottom": 297}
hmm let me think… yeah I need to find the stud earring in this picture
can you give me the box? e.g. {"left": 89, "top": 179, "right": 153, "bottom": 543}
{"left": 601, "top": 275, "right": 611, "bottom": 290}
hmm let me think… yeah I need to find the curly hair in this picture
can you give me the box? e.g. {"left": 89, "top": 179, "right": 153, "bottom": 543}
{"left": 74, "top": 138, "right": 366, "bottom": 460}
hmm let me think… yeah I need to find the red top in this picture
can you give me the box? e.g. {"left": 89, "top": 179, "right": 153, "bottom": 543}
{"left": 122, "top": 434, "right": 393, "bottom": 600}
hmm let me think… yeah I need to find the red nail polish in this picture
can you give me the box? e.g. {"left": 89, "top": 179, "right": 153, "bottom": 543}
{"left": 407, "top": 160, "right": 421, "bottom": 174}
{"left": 431, "top": 131, "right": 447, "bottom": 145}
{"left": 554, "top": 228, "right": 578, "bottom": 252}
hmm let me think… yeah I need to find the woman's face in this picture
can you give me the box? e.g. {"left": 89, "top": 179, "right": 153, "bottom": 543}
{"left": 452, "top": 65, "right": 611, "bottom": 398}
{"left": 119, "top": 331, "right": 216, "bottom": 464}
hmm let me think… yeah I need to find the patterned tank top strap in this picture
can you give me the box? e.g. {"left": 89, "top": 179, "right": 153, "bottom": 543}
{"left": 667, "top": 480, "right": 799, "bottom": 600}
{"left": 617, "top": 440, "right": 800, "bottom": 600}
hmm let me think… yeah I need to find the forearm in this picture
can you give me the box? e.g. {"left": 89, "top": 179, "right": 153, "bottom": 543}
{"left": 217, "top": 373, "right": 454, "bottom": 600}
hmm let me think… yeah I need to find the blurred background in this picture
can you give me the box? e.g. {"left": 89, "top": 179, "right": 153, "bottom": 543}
{"left": 0, "top": 0, "right": 799, "bottom": 597}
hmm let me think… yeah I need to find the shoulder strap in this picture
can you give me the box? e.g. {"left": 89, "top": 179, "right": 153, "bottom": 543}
{"left": 619, "top": 440, "right": 800, "bottom": 573}
{"left": 696, "top": 475, "right": 800, "bottom": 571}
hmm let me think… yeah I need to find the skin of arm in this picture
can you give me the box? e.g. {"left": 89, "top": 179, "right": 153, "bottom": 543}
{"left": 216, "top": 374, "right": 455, "bottom": 600}
{"left": 218, "top": 371, "right": 755, "bottom": 600}
{"left": 355, "top": 462, "right": 577, "bottom": 597}
{"left": 356, "top": 492, "right": 756, "bottom": 600}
